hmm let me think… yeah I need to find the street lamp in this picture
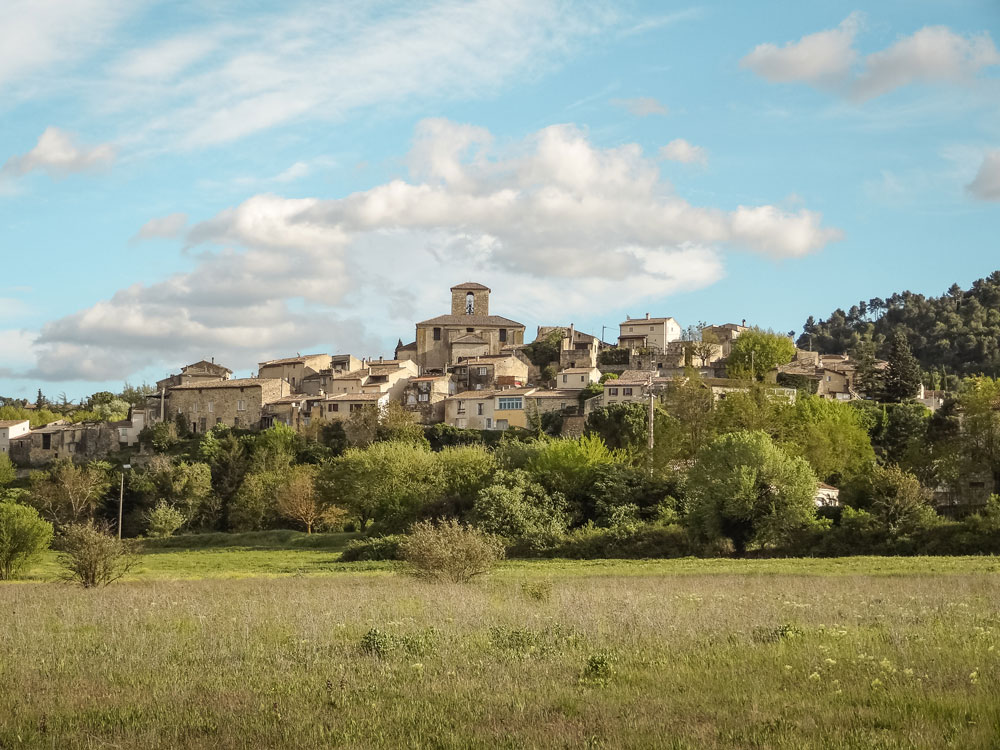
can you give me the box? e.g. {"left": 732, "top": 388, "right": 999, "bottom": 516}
{"left": 118, "top": 464, "right": 131, "bottom": 539}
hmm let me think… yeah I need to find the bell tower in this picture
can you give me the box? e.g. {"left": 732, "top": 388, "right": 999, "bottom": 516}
{"left": 450, "top": 282, "right": 490, "bottom": 316}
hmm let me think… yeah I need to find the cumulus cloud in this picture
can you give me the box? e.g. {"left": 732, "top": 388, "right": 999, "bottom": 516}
{"left": 130, "top": 213, "right": 189, "bottom": 243}
{"left": 2, "top": 127, "right": 114, "bottom": 178}
{"left": 967, "top": 150, "right": 1000, "bottom": 201}
{"left": 741, "top": 12, "right": 861, "bottom": 88}
{"left": 29, "top": 119, "right": 841, "bottom": 381}
{"left": 660, "top": 138, "right": 707, "bottom": 165}
{"left": 742, "top": 15, "right": 1000, "bottom": 100}
{"left": 613, "top": 97, "right": 668, "bottom": 117}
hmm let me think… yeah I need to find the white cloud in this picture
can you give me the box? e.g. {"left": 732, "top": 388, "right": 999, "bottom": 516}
{"left": 741, "top": 13, "right": 861, "bottom": 88}
{"left": 131, "top": 213, "right": 189, "bottom": 243}
{"left": 660, "top": 138, "right": 707, "bottom": 165}
{"left": 613, "top": 97, "right": 668, "bottom": 117}
{"left": 853, "top": 26, "right": 1000, "bottom": 101}
{"left": 28, "top": 119, "right": 840, "bottom": 381}
{"left": 967, "top": 150, "right": 1000, "bottom": 201}
{"left": 0, "top": 329, "right": 37, "bottom": 378}
{"left": 2, "top": 127, "right": 114, "bottom": 178}
{"left": 92, "top": 0, "right": 617, "bottom": 149}
{"left": 743, "top": 15, "right": 1000, "bottom": 100}
{"left": 0, "top": 0, "right": 131, "bottom": 92}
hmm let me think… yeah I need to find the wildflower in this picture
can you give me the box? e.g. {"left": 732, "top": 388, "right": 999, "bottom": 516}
{"left": 809, "top": 672, "right": 821, "bottom": 682}
{"left": 871, "top": 678, "right": 882, "bottom": 688}
{"left": 903, "top": 668, "right": 914, "bottom": 677}
{"left": 784, "top": 665, "right": 793, "bottom": 671}
{"left": 879, "top": 658, "right": 893, "bottom": 671}
{"left": 970, "top": 670, "right": 979, "bottom": 684}
{"left": 411, "top": 663, "right": 424, "bottom": 672}
{"left": 824, "top": 658, "right": 837, "bottom": 665}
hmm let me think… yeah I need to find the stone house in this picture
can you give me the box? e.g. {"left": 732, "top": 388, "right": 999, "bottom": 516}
{"left": 110, "top": 408, "right": 148, "bottom": 447}
{"left": 777, "top": 352, "right": 887, "bottom": 401}
{"left": 155, "top": 359, "right": 232, "bottom": 391}
{"left": 168, "top": 378, "right": 290, "bottom": 433}
{"left": 10, "top": 421, "right": 116, "bottom": 466}
{"left": 536, "top": 325, "right": 603, "bottom": 369}
{"left": 443, "top": 387, "right": 537, "bottom": 431}
{"left": 815, "top": 483, "right": 841, "bottom": 507}
{"left": 414, "top": 282, "right": 525, "bottom": 372}
{"left": 451, "top": 352, "right": 529, "bottom": 392}
{"left": 557, "top": 366, "right": 601, "bottom": 390}
{"left": 401, "top": 375, "right": 455, "bottom": 424}
{"left": 701, "top": 322, "right": 748, "bottom": 358}
{"left": 257, "top": 353, "right": 332, "bottom": 393}
{"left": 617, "top": 314, "right": 682, "bottom": 351}
{"left": 325, "top": 359, "right": 418, "bottom": 399}
{"left": 300, "top": 354, "right": 363, "bottom": 395}
{"left": 602, "top": 371, "right": 657, "bottom": 406}
{"left": 306, "top": 392, "right": 389, "bottom": 423}
{"left": 523, "top": 389, "right": 590, "bottom": 418}
{"left": 0, "top": 419, "right": 30, "bottom": 456}
{"left": 261, "top": 395, "right": 310, "bottom": 429}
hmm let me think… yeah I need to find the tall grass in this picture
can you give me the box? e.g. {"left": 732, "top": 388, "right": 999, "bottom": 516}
{"left": 2, "top": 561, "right": 999, "bottom": 748}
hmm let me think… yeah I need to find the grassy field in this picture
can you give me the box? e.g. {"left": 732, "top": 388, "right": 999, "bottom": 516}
{"left": 2, "top": 538, "right": 999, "bottom": 748}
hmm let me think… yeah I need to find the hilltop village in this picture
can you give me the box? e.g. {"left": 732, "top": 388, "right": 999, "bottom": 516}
{"left": 3, "top": 280, "right": 935, "bottom": 471}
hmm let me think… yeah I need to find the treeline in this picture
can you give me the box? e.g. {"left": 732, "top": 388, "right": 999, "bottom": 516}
{"left": 799, "top": 270, "right": 1000, "bottom": 382}
{"left": 5, "top": 375, "right": 1000, "bottom": 559}
{"left": 0, "top": 384, "right": 155, "bottom": 427}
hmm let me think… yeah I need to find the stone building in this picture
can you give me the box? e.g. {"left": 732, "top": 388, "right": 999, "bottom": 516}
{"left": 306, "top": 392, "right": 389, "bottom": 423}
{"left": 536, "top": 325, "right": 604, "bottom": 369}
{"left": 413, "top": 283, "right": 526, "bottom": 372}
{"left": 617, "top": 314, "right": 682, "bottom": 351}
{"left": 10, "top": 421, "right": 116, "bottom": 466}
{"left": 556, "top": 366, "right": 601, "bottom": 390}
{"left": 155, "top": 359, "right": 232, "bottom": 391}
{"left": 0, "top": 419, "right": 30, "bottom": 455}
{"left": 450, "top": 352, "right": 529, "bottom": 392}
{"left": 257, "top": 353, "right": 332, "bottom": 393}
{"left": 324, "top": 359, "right": 418, "bottom": 399}
{"left": 401, "top": 375, "right": 455, "bottom": 424}
{"left": 300, "top": 354, "right": 363, "bottom": 396}
{"left": 168, "top": 378, "right": 290, "bottom": 433}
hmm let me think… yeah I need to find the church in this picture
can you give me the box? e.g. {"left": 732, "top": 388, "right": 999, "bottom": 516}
{"left": 396, "top": 282, "right": 526, "bottom": 372}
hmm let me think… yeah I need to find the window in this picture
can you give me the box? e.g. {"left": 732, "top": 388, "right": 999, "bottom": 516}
{"left": 478, "top": 367, "right": 488, "bottom": 376}
{"left": 562, "top": 375, "right": 567, "bottom": 383}
{"left": 42, "top": 433, "right": 51, "bottom": 449}
{"left": 467, "top": 327, "right": 474, "bottom": 333}
{"left": 629, "top": 326, "right": 633, "bottom": 332}
{"left": 350, "top": 404, "right": 363, "bottom": 412}
{"left": 216, "top": 417, "right": 222, "bottom": 425}
{"left": 199, "top": 418, "right": 207, "bottom": 432}
{"left": 234, "top": 417, "right": 240, "bottom": 427}
{"left": 580, "top": 376, "right": 585, "bottom": 382}
{"left": 499, "top": 328, "right": 507, "bottom": 342}
{"left": 207, "top": 400, "right": 214, "bottom": 413}
{"left": 466, "top": 292, "right": 475, "bottom": 314}
{"left": 497, "top": 396, "right": 522, "bottom": 410}
{"left": 330, "top": 403, "right": 339, "bottom": 412}
{"left": 433, "top": 327, "right": 441, "bottom": 341}
{"left": 237, "top": 399, "right": 246, "bottom": 412}
{"left": 496, "top": 419, "right": 508, "bottom": 430}
{"left": 650, "top": 326, "right": 654, "bottom": 331}
{"left": 623, "top": 387, "right": 633, "bottom": 396}
{"left": 477, "top": 403, "right": 484, "bottom": 415}
{"left": 418, "top": 393, "right": 429, "bottom": 402}
{"left": 485, "top": 418, "right": 492, "bottom": 429}
{"left": 608, "top": 388, "right": 618, "bottom": 396}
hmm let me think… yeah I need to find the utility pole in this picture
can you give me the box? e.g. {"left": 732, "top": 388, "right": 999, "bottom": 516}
{"left": 647, "top": 375, "right": 655, "bottom": 475}
{"left": 118, "top": 464, "right": 131, "bottom": 539}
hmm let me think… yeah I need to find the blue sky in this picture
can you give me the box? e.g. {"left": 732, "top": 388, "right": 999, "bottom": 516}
{"left": 1, "top": 0, "right": 998, "bottom": 401}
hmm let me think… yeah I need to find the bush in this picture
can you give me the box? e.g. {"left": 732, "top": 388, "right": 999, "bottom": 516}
{"left": 548, "top": 523, "right": 692, "bottom": 559}
{"left": 57, "top": 523, "right": 137, "bottom": 588}
{"left": 470, "top": 470, "right": 568, "bottom": 552}
{"left": 400, "top": 519, "right": 504, "bottom": 583}
{"left": 0, "top": 501, "right": 54, "bottom": 579}
{"left": 145, "top": 501, "right": 186, "bottom": 538}
{"left": 339, "top": 534, "right": 405, "bottom": 561}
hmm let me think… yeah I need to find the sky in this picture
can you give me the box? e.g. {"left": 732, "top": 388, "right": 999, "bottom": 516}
{"left": 1, "top": 0, "right": 998, "bottom": 401}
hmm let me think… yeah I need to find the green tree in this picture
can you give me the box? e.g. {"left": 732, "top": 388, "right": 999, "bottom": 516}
{"left": 57, "top": 522, "right": 137, "bottom": 588}
{"left": 585, "top": 402, "right": 648, "bottom": 451}
{"left": 727, "top": 328, "right": 796, "bottom": 381}
{"left": 210, "top": 434, "right": 251, "bottom": 527}
{"left": 470, "top": 470, "right": 568, "bottom": 550}
{"left": 883, "top": 331, "right": 922, "bottom": 402}
{"left": 0, "top": 453, "right": 16, "bottom": 486}
{"left": 320, "top": 441, "right": 444, "bottom": 531}
{"left": 28, "top": 460, "right": 113, "bottom": 527}
{"left": 275, "top": 464, "right": 328, "bottom": 533}
{"left": 779, "top": 396, "right": 876, "bottom": 484}
{"left": 433, "top": 444, "right": 497, "bottom": 517}
{"left": 129, "top": 456, "right": 216, "bottom": 531}
{"left": 687, "top": 431, "right": 818, "bottom": 555}
{"left": 250, "top": 423, "right": 300, "bottom": 472}
{"left": 0, "top": 501, "right": 53, "bottom": 579}
{"left": 145, "top": 501, "right": 186, "bottom": 538}
{"left": 229, "top": 469, "right": 286, "bottom": 531}
{"left": 660, "top": 370, "right": 715, "bottom": 458}
{"left": 861, "top": 464, "right": 935, "bottom": 533}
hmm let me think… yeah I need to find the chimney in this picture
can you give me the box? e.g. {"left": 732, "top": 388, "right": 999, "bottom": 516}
{"left": 569, "top": 322, "right": 575, "bottom": 342}
{"left": 742, "top": 319, "right": 746, "bottom": 327}
{"left": 379, "top": 356, "right": 384, "bottom": 363}
{"left": 645, "top": 313, "right": 650, "bottom": 320}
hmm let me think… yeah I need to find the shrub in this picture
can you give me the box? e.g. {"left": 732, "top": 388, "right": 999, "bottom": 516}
{"left": 0, "top": 501, "right": 54, "bottom": 580}
{"left": 549, "top": 523, "right": 692, "bottom": 559}
{"left": 399, "top": 519, "right": 504, "bottom": 583}
{"left": 145, "top": 501, "right": 185, "bottom": 538}
{"left": 470, "top": 470, "right": 568, "bottom": 552}
{"left": 57, "top": 522, "right": 137, "bottom": 588}
{"left": 339, "top": 534, "right": 405, "bottom": 561}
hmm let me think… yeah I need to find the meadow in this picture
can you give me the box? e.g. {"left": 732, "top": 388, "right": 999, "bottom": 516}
{"left": 2, "top": 537, "right": 999, "bottom": 749}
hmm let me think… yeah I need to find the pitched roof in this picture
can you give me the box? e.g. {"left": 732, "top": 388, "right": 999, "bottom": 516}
{"left": 451, "top": 333, "right": 488, "bottom": 345}
{"left": 449, "top": 387, "right": 536, "bottom": 400}
{"left": 450, "top": 282, "right": 490, "bottom": 291}
{"left": 527, "top": 389, "right": 580, "bottom": 399}
{"left": 416, "top": 313, "right": 524, "bottom": 328}
{"left": 327, "top": 392, "right": 385, "bottom": 401}
{"left": 560, "top": 367, "right": 597, "bottom": 374}
{"left": 169, "top": 377, "right": 279, "bottom": 390}
{"left": 258, "top": 353, "right": 328, "bottom": 366}
{"left": 620, "top": 316, "right": 677, "bottom": 326}
{"left": 181, "top": 360, "right": 233, "bottom": 374}
{"left": 0, "top": 419, "right": 29, "bottom": 427}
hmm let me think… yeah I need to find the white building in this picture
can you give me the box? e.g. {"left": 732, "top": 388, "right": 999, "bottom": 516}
{"left": 618, "top": 314, "right": 682, "bottom": 350}
{"left": 0, "top": 419, "right": 30, "bottom": 455}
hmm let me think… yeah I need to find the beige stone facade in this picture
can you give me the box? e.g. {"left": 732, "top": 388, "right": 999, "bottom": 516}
{"left": 168, "top": 378, "right": 290, "bottom": 432}
{"left": 557, "top": 366, "right": 601, "bottom": 390}
{"left": 414, "top": 283, "right": 525, "bottom": 372}
{"left": 258, "top": 353, "right": 332, "bottom": 393}
{"left": 617, "top": 314, "right": 682, "bottom": 350}
{"left": 402, "top": 375, "right": 455, "bottom": 424}
{"left": 451, "top": 353, "right": 529, "bottom": 391}
{"left": 10, "top": 421, "right": 116, "bottom": 466}
{"left": 156, "top": 359, "right": 232, "bottom": 392}
{"left": 301, "top": 354, "right": 363, "bottom": 395}
{"left": 0, "top": 419, "right": 30, "bottom": 455}
{"left": 443, "top": 387, "right": 536, "bottom": 430}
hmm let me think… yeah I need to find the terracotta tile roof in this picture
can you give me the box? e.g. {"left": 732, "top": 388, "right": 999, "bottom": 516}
{"left": 451, "top": 333, "right": 488, "bottom": 345}
{"left": 527, "top": 389, "right": 580, "bottom": 398}
{"left": 450, "top": 282, "right": 491, "bottom": 291}
{"left": 416, "top": 313, "right": 524, "bottom": 327}
{"left": 0, "top": 419, "right": 29, "bottom": 427}
{"left": 170, "top": 377, "right": 280, "bottom": 390}
{"left": 560, "top": 367, "right": 597, "bottom": 374}
{"left": 258, "top": 353, "right": 328, "bottom": 366}
{"left": 327, "top": 392, "right": 385, "bottom": 401}
{"left": 620, "top": 316, "right": 677, "bottom": 325}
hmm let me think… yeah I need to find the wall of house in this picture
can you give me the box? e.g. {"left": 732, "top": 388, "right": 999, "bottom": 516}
{"left": 10, "top": 423, "right": 116, "bottom": 466}
{"left": 170, "top": 380, "right": 288, "bottom": 432}
{"left": 0, "top": 421, "right": 30, "bottom": 454}
{"left": 451, "top": 288, "right": 490, "bottom": 316}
